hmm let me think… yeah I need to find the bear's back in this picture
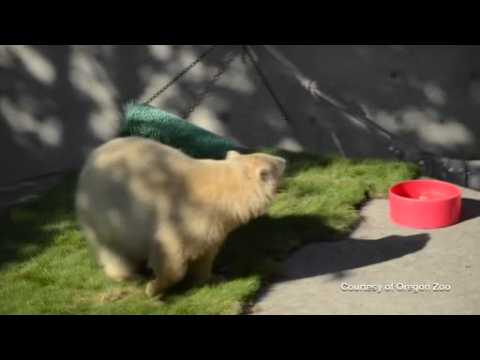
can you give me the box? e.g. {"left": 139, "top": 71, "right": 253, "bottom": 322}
{"left": 76, "top": 137, "right": 195, "bottom": 251}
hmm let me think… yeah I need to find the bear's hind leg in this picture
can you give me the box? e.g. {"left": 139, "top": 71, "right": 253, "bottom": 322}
{"left": 145, "top": 233, "right": 188, "bottom": 298}
{"left": 188, "top": 246, "right": 221, "bottom": 285}
{"left": 96, "top": 245, "right": 141, "bottom": 282}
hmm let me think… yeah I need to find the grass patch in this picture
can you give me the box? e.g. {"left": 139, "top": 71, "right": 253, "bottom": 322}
{"left": 0, "top": 150, "right": 419, "bottom": 315}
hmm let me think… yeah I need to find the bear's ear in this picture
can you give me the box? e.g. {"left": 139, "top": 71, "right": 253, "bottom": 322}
{"left": 227, "top": 150, "right": 240, "bottom": 159}
{"left": 276, "top": 157, "right": 287, "bottom": 173}
{"left": 258, "top": 166, "right": 271, "bottom": 182}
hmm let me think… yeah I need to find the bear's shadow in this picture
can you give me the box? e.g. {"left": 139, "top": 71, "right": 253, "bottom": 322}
{"left": 164, "top": 213, "right": 430, "bottom": 299}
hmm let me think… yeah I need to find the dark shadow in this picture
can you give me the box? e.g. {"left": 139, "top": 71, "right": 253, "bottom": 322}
{"left": 0, "top": 172, "right": 79, "bottom": 270}
{"left": 460, "top": 197, "right": 480, "bottom": 222}
{"left": 275, "top": 233, "right": 430, "bottom": 282}
{"left": 215, "top": 213, "right": 429, "bottom": 280}
{"left": 247, "top": 232, "right": 431, "bottom": 310}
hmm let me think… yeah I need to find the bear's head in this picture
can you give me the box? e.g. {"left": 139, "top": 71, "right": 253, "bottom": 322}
{"left": 226, "top": 150, "right": 287, "bottom": 219}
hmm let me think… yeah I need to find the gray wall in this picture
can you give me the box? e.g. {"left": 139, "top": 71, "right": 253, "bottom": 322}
{"left": 1, "top": 45, "right": 480, "bottom": 189}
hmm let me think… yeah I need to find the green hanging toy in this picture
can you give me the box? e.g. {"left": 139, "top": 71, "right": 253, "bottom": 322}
{"left": 119, "top": 45, "right": 247, "bottom": 160}
{"left": 120, "top": 102, "right": 244, "bottom": 160}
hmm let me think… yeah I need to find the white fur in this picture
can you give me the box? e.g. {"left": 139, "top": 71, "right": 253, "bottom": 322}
{"left": 76, "top": 137, "right": 286, "bottom": 297}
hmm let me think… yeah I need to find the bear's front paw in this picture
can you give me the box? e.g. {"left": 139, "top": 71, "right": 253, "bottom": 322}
{"left": 145, "top": 281, "right": 164, "bottom": 299}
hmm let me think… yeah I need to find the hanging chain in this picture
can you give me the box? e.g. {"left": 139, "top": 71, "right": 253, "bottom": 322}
{"left": 242, "top": 45, "right": 295, "bottom": 131}
{"left": 260, "top": 45, "right": 417, "bottom": 159}
{"left": 181, "top": 47, "right": 241, "bottom": 120}
{"left": 142, "top": 45, "right": 218, "bottom": 106}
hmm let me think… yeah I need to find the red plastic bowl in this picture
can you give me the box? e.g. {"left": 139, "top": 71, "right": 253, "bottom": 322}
{"left": 389, "top": 179, "right": 462, "bottom": 229}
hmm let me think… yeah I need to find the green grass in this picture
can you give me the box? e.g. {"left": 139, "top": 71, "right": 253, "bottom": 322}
{"left": 0, "top": 150, "right": 420, "bottom": 315}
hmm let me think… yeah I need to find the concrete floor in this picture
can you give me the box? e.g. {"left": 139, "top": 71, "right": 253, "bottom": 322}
{"left": 252, "top": 185, "right": 480, "bottom": 315}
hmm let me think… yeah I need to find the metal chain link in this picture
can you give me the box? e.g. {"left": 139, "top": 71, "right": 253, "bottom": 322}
{"left": 242, "top": 45, "right": 295, "bottom": 131}
{"left": 142, "top": 45, "right": 218, "bottom": 106}
{"left": 181, "top": 47, "right": 241, "bottom": 120}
